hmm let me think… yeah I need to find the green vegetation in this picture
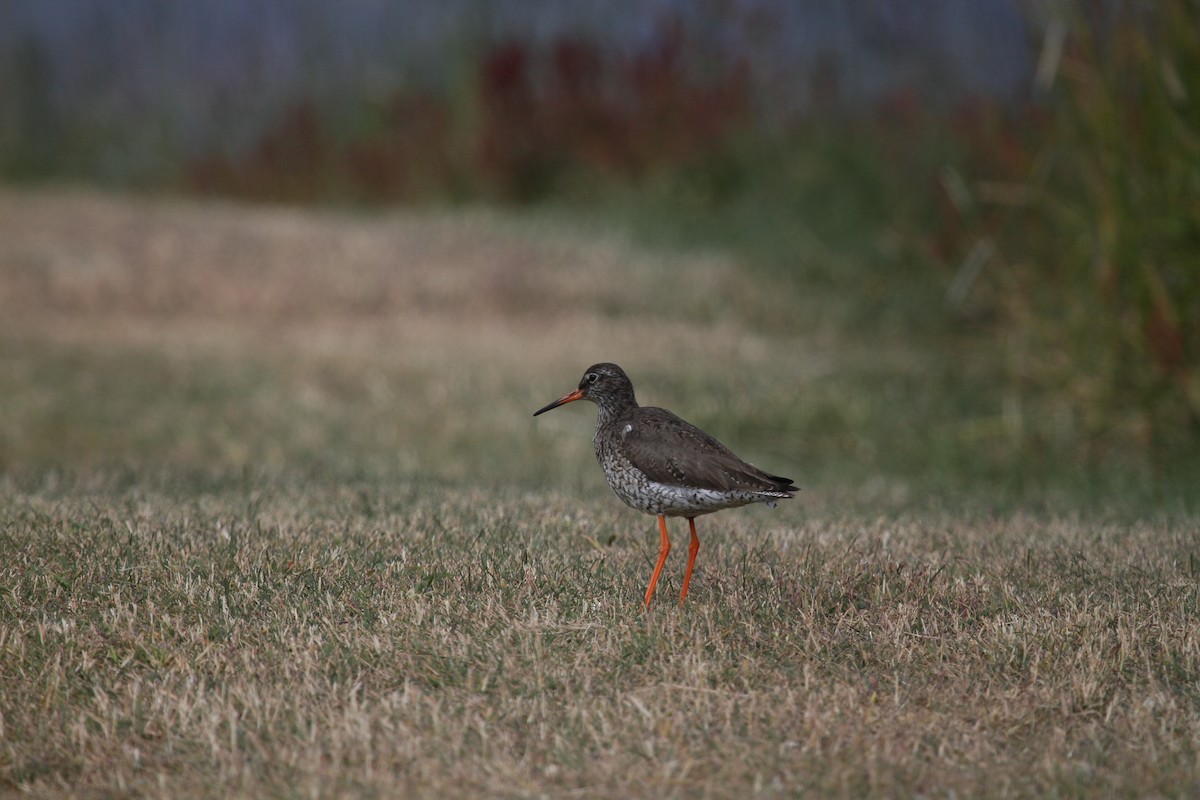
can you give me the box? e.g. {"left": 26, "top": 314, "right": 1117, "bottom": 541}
{"left": 3, "top": 6, "right": 1197, "bottom": 460}
{"left": 960, "top": 1, "right": 1200, "bottom": 459}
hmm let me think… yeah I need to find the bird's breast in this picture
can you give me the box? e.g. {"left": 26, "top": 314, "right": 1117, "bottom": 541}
{"left": 593, "top": 433, "right": 773, "bottom": 517}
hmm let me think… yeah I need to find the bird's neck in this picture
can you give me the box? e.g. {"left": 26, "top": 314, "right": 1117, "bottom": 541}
{"left": 595, "top": 397, "right": 637, "bottom": 429}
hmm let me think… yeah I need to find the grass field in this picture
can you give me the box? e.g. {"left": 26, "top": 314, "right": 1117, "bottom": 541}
{"left": 1, "top": 189, "right": 1198, "bottom": 797}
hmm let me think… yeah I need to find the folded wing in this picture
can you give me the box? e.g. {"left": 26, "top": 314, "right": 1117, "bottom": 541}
{"left": 621, "top": 407, "right": 797, "bottom": 497}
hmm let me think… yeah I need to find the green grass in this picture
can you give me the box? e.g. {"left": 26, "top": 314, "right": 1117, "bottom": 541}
{"left": 1, "top": 188, "right": 1198, "bottom": 797}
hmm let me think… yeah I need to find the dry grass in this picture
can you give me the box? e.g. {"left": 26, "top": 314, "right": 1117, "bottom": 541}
{"left": 1, "top": 189, "right": 1197, "bottom": 797}
{"left": 3, "top": 483, "right": 1197, "bottom": 798}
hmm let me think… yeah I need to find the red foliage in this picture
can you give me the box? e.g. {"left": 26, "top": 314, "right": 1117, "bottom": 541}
{"left": 188, "top": 102, "right": 335, "bottom": 202}
{"left": 472, "top": 22, "right": 749, "bottom": 199}
{"left": 1145, "top": 299, "right": 1187, "bottom": 374}
{"left": 187, "top": 18, "right": 751, "bottom": 203}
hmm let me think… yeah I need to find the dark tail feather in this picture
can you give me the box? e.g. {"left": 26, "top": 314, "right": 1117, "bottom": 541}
{"left": 771, "top": 475, "right": 800, "bottom": 495}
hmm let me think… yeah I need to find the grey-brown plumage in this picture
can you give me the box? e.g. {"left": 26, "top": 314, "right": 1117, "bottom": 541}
{"left": 533, "top": 362, "right": 797, "bottom": 605}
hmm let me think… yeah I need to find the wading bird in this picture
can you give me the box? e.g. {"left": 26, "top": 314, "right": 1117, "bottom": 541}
{"left": 534, "top": 363, "right": 797, "bottom": 605}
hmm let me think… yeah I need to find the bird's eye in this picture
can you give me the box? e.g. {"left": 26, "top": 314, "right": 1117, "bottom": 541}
{"left": 585, "top": 373, "right": 599, "bottom": 384}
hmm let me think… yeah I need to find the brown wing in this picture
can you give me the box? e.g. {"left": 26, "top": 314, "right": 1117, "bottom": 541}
{"left": 619, "top": 407, "right": 797, "bottom": 495}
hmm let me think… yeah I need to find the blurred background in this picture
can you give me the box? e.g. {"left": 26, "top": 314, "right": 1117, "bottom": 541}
{"left": 0, "top": 0, "right": 1197, "bottom": 509}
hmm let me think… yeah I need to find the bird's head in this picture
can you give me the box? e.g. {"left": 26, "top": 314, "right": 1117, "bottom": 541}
{"left": 533, "top": 363, "right": 636, "bottom": 416}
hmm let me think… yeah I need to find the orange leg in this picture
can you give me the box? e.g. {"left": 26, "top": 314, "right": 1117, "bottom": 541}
{"left": 643, "top": 515, "right": 671, "bottom": 606}
{"left": 679, "top": 517, "right": 700, "bottom": 604}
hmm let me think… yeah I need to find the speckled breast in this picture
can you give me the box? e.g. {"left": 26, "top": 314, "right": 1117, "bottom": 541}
{"left": 594, "top": 437, "right": 764, "bottom": 517}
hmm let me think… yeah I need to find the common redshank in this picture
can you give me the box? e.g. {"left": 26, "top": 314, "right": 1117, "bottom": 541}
{"left": 533, "top": 363, "right": 797, "bottom": 606}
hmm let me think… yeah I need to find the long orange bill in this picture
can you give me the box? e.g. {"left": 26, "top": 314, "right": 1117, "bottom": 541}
{"left": 533, "top": 388, "right": 585, "bottom": 416}
{"left": 643, "top": 515, "right": 672, "bottom": 606}
{"left": 679, "top": 518, "right": 700, "bottom": 604}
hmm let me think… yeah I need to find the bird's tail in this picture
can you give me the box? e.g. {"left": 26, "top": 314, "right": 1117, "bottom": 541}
{"left": 769, "top": 474, "right": 800, "bottom": 495}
